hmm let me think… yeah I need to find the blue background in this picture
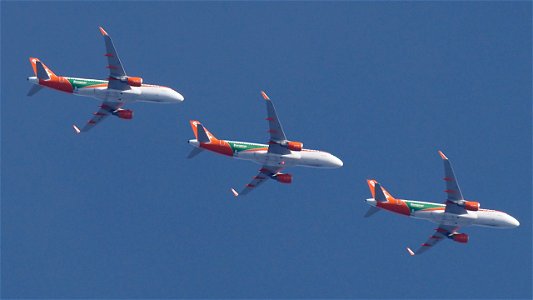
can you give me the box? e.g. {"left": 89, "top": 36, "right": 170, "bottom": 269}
{"left": 2, "top": 2, "right": 531, "bottom": 299}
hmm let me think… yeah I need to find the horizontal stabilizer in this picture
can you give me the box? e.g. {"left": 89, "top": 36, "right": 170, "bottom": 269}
{"left": 364, "top": 206, "right": 381, "bottom": 218}
{"left": 187, "top": 147, "right": 204, "bottom": 159}
{"left": 27, "top": 85, "right": 43, "bottom": 96}
{"left": 72, "top": 125, "right": 81, "bottom": 134}
{"left": 196, "top": 124, "right": 211, "bottom": 143}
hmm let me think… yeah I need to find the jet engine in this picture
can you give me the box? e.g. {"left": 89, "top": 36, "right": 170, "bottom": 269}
{"left": 286, "top": 141, "right": 303, "bottom": 151}
{"left": 451, "top": 233, "right": 468, "bottom": 243}
{"left": 458, "top": 200, "right": 480, "bottom": 211}
{"left": 113, "top": 109, "right": 133, "bottom": 120}
{"left": 126, "top": 76, "right": 143, "bottom": 87}
{"left": 274, "top": 173, "right": 292, "bottom": 184}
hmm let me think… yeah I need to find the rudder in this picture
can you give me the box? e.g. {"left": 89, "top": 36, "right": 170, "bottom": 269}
{"left": 189, "top": 120, "right": 217, "bottom": 143}
{"left": 367, "top": 179, "right": 395, "bottom": 202}
{"left": 29, "top": 57, "right": 57, "bottom": 80}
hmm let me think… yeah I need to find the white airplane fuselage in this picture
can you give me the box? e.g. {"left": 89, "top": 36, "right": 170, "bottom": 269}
{"left": 365, "top": 198, "right": 520, "bottom": 229}
{"left": 188, "top": 139, "right": 343, "bottom": 169}
{"left": 28, "top": 76, "right": 184, "bottom": 104}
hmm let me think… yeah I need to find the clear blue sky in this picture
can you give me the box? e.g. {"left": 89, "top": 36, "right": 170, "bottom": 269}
{"left": 2, "top": 2, "right": 531, "bottom": 299}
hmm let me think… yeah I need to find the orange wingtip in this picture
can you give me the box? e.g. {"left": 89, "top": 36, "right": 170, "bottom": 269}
{"left": 438, "top": 150, "right": 448, "bottom": 160}
{"left": 98, "top": 26, "right": 108, "bottom": 36}
{"left": 72, "top": 125, "right": 81, "bottom": 134}
{"left": 260, "top": 91, "right": 270, "bottom": 100}
{"left": 231, "top": 188, "right": 239, "bottom": 197}
{"left": 406, "top": 247, "right": 415, "bottom": 256}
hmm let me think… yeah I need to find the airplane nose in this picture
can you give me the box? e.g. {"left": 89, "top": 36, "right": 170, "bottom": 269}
{"left": 167, "top": 89, "right": 184, "bottom": 102}
{"left": 174, "top": 91, "right": 184, "bottom": 102}
{"left": 331, "top": 155, "right": 343, "bottom": 168}
{"left": 509, "top": 216, "right": 520, "bottom": 228}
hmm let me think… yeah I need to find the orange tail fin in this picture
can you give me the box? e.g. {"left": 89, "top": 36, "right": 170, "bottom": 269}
{"left": 189, "top": 120, "right": 218, "bottom": 143}
{"left": 29, "top": 57, "right": 58, "bottom": 80}
{"left": 367, "top": 179, "right": 396, "bottom": 201}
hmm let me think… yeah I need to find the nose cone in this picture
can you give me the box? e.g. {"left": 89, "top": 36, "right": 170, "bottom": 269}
{"left": 508, "top": 215, "right": 520, "bottom": 228}
{"left": 329, "top": 155, "right": 343, "bottom": 168}
{"left": 167, "top": 88, "right": 184, "bottom": 102}
{"left": 173, "top": 90, "right": 185, "bottom": 102}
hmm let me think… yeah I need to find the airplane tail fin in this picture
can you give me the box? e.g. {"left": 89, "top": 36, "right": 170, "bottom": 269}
{"left": 367, "top": 179, "right": 395, "bottom": 202}
{"left": 29, "top": 57, "right": 57, "bottom": 80}
{"left": 189, "top": 120, "right": 218, "bottom": 143}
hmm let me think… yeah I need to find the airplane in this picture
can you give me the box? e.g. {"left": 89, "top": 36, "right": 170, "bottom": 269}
{"left": 365, "top": 151, "right": 519, "bottom": 256}
{"left": 27, "top": 26, "right": 184, "bottom": 133}
{"left": 187, "top": 91, "right": 343, "bottom": 196}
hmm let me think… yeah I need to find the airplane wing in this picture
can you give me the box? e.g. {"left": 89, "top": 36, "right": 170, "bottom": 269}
{"left": 406, "top": 224, "right": 458, "bottom": 256}
{"left": 438, "top": 150, "right": 467, "bottom": 214}
{"left": 231, "top": 165, "right": 283, "bottom": 197}
{"left": 73, "top": 101, "right": 123, "bottom": 133}
{"left": 261, "top": 91, "right": 291, "bottom": 155}
{"left": 99, "top": 26, "right": 130, "bottom": 91}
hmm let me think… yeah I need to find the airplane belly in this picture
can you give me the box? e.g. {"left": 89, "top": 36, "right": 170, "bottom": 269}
{"left": 298, "top": 151, "right": 331, "bottom": 168}
{"left": 74, "top": 87, "right": 96, "bottom": 97}
{"left": 255, "top": 152, "right": 276, "bottom": 166}
{"left": 440, "top": 211, "right": 477, "bottom": 227}
{"left": 136, "top": 87, "right": 170, "bottom": 103}
{"left": 473, "top": 214, "right": 495, "bottom": 227}
{"left": 411, "top": 210, "right": 439, "bottom": 221}
{"left": 94, "top": 87, "right": 141, "bottom": 102}
{"left": 260, "top": 152, "right": 299, "bottom": 167}
{"left": 93, "top": 87, "right": 106, "bottom": 99}
{"left": 235, "top": 151, "right": 256, "bottom": 161}
{"left": 472, "top": 211, "right": 506, "bottom": 228}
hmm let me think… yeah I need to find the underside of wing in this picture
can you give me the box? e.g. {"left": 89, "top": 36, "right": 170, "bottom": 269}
{"left": 407, "top": 224, "right": 457, "bottom": 256}
{"left": 73, "top": 101, "right": 123, "bottom": 133}
{"left": 231, "top": 165, "right": 283, "bottom": 197}
{"left": 99, "top": 26, "right": 130, "bottom": 91}
{"left": 439, "top": 151, "right": 468, "bottom": 214}
{"left": 261, "top": 91, "right": 291, "bottom": 155}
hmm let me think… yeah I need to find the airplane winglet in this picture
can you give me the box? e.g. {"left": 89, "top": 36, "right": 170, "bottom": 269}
{"left": 98, "top": 26, "right": 108, "bottom": 36}
{"left": 231, "top": 188, "right": 239, "bottom": 197}
{"left": 406, "top": 247, "right": 415, "bottom": 256}
{"left": 260, "top": 91, "right": 270, "bottom": 101}
{"left": 72, "top": 125, "right": 81, "bottom": 134}
{"left": 438, "top": 150, "right": 448, "bottom": 160}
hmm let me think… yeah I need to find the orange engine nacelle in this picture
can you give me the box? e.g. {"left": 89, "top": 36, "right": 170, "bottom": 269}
{"left": 275, "top": 173, "right": 292, "bottom": 184}
{"left": 126, "top": 76, "right": 143, "bottom": 87}
{"left": 287, "top": 141, "right": 303, "bottom": 151}
{"left": 451, "top": 233, "right": 469, "bottom": 243}
{"left": 115, "top": 109, "right": 133, "bottom": 120}
{"left": 463, "top": 201, "right": 480, "bottom": 211}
